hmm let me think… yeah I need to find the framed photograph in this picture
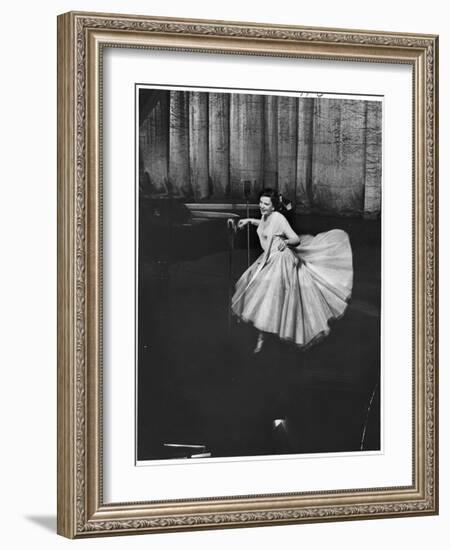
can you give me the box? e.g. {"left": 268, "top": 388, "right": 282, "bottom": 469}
{"left": 57, "top": 11, "right": 438, "bottom": 538}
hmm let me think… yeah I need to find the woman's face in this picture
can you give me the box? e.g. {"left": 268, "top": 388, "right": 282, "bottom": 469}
{"left": 259, "top": 196, "right": 274, "bottom": 217}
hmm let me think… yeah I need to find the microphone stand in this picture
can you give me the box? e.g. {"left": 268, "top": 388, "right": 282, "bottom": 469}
{"left": 226, "top": 218, "right": 236, "bottom": 337}
{"left": 244, "top": 181, "right": 251, "bottom": 268}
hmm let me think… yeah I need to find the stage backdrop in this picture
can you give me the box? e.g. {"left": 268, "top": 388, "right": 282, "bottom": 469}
{"left": 139, "top": 89, "right": 382, "bottom": 217}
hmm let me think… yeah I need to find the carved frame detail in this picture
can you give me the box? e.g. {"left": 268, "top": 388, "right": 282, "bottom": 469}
{"left": 57, "top": 11, "right": 438, "bottom": 538}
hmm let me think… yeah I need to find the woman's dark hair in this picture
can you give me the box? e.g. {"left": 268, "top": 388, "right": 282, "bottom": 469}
{"left": 259, "top": 188, "right": 282, "bottom": 211}
{"left": 259, "top": 188, "right": 293, "bottom": 212}
{"left": 259, "top": 188, "right": 294, "bottom": 225}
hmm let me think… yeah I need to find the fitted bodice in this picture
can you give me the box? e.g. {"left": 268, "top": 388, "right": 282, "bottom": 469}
{"left": 256, "top": 212, "right": 285, "bottom": 251}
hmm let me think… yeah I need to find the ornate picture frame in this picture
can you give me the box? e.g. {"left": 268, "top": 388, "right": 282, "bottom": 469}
{"left": 57, "top": 11, "right": 438, "bottom": 538}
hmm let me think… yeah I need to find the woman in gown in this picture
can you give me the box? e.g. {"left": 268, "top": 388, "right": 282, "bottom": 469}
{"left": 231, "top": 189, "right": 353, "bottom": 353}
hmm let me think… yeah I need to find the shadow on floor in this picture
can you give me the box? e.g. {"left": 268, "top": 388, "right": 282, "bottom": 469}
{"left": 25, "top": 515, "right": 56, "bottom": 533}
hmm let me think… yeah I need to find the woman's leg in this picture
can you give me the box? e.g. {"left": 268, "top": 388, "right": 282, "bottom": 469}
{"left": 254, "top": 331, "right": 265, "bottom": 353}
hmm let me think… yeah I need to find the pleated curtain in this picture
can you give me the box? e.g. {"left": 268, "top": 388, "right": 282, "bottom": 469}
{"left": 139, "top": 90, "right": 381, "bottom": 216}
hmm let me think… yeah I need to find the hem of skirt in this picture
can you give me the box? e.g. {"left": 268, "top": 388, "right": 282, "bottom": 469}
{"left": 231, "top": 302, "right": 350, "bottom": 351}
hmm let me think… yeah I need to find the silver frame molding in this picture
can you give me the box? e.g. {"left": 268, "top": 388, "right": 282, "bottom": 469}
{"left": 57, "top": 11, "right": 439, "bottom": 538}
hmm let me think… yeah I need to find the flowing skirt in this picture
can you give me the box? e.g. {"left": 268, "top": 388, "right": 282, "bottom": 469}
{"left": 231, "top": 229, "right": 353, "bottom": 348}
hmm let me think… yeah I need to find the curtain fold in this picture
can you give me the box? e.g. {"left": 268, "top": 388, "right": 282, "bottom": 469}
{"left": 209, "top": 93, "right": 230, "bottom": 197}
{"left": 168, "top": 91, "right": 191, "bottom": 196}
{"left": 263, "top": 95, "right": 278, "bottom": 188}
{"left": 363, "top": 101, "right": 382, "bottom": 217}
{"left": 230, "top": 93, "right": 265, "bottom": 198}
{"left": 296, "top": 98, "right": 315, "bottom": 210}
{"left": 189, "top": 92, "right": 209, "bottom": 199}
{"left": 139, "top": 93, "right": 169, "bottom": 194}
{"left": 277, "top": 96, "right": 298, "bottom": 197}
{"left": 311, "top": 99, "right": 367, "bottom": 214}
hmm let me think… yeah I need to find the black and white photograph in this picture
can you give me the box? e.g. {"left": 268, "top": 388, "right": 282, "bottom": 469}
{"left": 136, "top": 86, "right": 382, "bottom": 462}
{"left": 1, "top": 0, "right": 444, "bottom": 543}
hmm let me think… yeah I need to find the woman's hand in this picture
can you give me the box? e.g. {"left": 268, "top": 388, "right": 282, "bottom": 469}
{"left": 274, "top": 234, "right": 287, "bottom": 251}
{"left": 237, "top": 219, "right": 249, "bottom": 230}
{"left": 274, "top": 232, "right": 300, "bottom": 250}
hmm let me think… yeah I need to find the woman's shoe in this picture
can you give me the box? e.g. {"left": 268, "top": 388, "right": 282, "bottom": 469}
{"left": 254, "top": 333, "right": 265, "bottom": 353}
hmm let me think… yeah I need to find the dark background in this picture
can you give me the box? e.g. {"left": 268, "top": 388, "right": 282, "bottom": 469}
{"left": 137, "top": 203, "right": 380, "bottom": 460}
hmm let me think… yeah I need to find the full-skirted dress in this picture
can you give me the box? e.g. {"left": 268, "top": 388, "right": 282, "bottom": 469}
{"left": 231, "top": 211, "right": 353, "bottom": 348}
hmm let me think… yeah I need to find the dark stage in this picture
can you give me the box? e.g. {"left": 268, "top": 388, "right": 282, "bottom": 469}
{"left": 137, "top": 211, "right": 381, "bottom": 461}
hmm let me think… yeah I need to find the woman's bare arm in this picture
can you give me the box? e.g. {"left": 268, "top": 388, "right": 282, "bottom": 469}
{"left": 238, "top": 218, "right": 260, "bottom": 229}
{"left": 275, "top": 214, "right": 301, "bottom": 248}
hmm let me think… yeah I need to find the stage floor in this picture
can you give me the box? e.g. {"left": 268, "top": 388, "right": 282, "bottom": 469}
{"left": 137, "top": 216, "right": 381, "bottom": 461}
